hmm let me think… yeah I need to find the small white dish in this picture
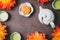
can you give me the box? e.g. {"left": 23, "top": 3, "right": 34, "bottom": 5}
{"left": 0, "top": 11, "right": 8, "bottom": 22}
{"left": 10, "top": 32, "right": 21, "bottom": 40}
{"left": 19, "top": 2, "right": 33, "bottom": 17}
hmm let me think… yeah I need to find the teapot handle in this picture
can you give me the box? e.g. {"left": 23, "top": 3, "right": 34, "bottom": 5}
{"left": 50, "top": 22, "right": 55, "bottom": 29}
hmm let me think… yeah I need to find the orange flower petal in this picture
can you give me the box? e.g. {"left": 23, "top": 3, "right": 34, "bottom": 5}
{"left": 27, "top": 32, "right": 47, "bottom": 40}
{"left": 51, "top": 26, "right": 60, "bottom": 40}
{"left": 0, "top": 0, "right": 16, "bottom": 10}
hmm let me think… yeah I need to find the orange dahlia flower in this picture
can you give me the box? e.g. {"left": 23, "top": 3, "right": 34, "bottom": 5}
{"left": 0, "top": 23, "right": 7, "bottom": 40}
{"left": 0, "top": 0, "right": 16, "bottom": 10}
{"left": 37, "top": 0, "right": 48, "bottom": 5}
{"left": 27, "top": 32, "right": 47, "bottom": 40}
{"left": 51, "top": 26, "right": 60, "bottom": 40}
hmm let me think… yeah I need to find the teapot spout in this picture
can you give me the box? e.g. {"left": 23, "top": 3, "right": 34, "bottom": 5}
{"left": 50, "top": 22, "right": 55, "bottom": 29}
{"left": 39, "top": 6, "right": 43, "bottom": 11}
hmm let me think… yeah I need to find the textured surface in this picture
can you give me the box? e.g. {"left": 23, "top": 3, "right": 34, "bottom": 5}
{"left": 1, "top": 0, "right": 60, "bottom": 40}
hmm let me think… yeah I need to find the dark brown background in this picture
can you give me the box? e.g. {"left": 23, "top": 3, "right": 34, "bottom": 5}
{"left": 1, "top": 0, "right": 60, "bottom": 40}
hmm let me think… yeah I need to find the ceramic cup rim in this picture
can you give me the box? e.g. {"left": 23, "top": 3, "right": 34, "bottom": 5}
{"left": 52, "top": 0, "right": 60, "bottom": 10}
{"left": 10, "top": 32, "right": 21, "bottom": 40}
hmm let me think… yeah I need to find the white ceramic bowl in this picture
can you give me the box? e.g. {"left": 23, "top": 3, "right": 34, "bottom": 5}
{"left": 10, "top": 32, "right": 21, "bottom": 40}
{"left": 52, "top": 0, "right": 60, "bottom": 10}
{"left": 19, "top": 2, "right": 33, "bottom": 17}
{"left": 0, "top": 11, "right": 8, "bottom": 22}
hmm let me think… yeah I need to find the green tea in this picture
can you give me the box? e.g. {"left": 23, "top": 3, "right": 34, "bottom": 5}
{"left": 11, "top": 33, "right": 20, "bottom": 40}
{"left": 54, "top": 1, "right": 60, "bottom": 9}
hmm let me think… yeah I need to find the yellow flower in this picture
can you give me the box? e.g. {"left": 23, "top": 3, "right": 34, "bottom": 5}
{"left": 0, "top": 23, "right": 7, "bottom": 40}
{"left": 0, "top": 0, "right": 16, "bottom": 10}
